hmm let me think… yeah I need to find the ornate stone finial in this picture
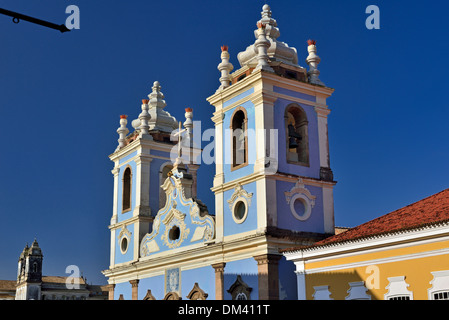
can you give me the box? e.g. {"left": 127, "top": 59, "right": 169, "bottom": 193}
{"left": 254, "top": 23, "right": 274, "bottom": 72}
{"left": 117, "top": 115, "right": 129, "bottom": 150}
{"left": 259, "top": 4, "right": 280, "bottom": 40}
{"left": 140, "top": 81, "right": 177, "bottom": 133}
{"left": 138, "top": 99, "right": 151, "bottom": 136}
{"left": 306, "top": 39, "right": 325, "bottom": 86}
{"left": 237, "top": 4, "right": 298, "bottom": 68}
{"left": 173, "top": 121, "right": 187, "bottom": 168}
{"left": 218, "top": 45, "right": 234, "bottom": 89}
{"left": 148, "top": 81, "right": 167, "bottom": 109}
{"left": 183, "top": 108, "right": 194, "bottom": 163}
{"left": 184, "top": 108, "right": 193, "bottom": 136}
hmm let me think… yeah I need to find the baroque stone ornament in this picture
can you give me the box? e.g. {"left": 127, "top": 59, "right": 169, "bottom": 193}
{"left": 227, "top": 275, "right": 252, "bottom": 300}
{"left": 186, "top": 283, "right": 208, "bottom": 300}
{"left": 306, "top": 40, "right": 325, "bottom": 86}
{"left": 227, "top": 183, "right": 253, "bottom": 211}
{"left": 227, "top": 183, "right": 253, "bottom": 224}
{"left": 116, "top": 115, "right": 129, "bottom": 151}
{"left": 237, "top": 4, "right": 299, "bottom": 68}
{"left": 139, "top": 167, "right": 215, "bottom": 257}
{"left": 118, "top": 225, "right": 132, "bottom": 254}
{"left": 160, "top": 208, "right": 190, "bottom": 249}
{"left": 284, "top": 178, "right": 316, "bottom": 221}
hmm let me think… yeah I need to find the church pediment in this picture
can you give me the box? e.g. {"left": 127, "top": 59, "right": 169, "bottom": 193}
{"left": 140, "top": 167, "right": 215, "bottom": 258}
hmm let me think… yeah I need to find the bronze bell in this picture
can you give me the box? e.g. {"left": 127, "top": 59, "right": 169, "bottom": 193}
{"left": 288, "top": 124, "right": 302, "bottom": 148}
{"left": 289, "top": 137, "right": 298, "bottom": 149}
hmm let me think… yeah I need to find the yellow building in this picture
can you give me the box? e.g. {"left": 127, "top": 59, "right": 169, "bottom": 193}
{"left": 282, "top": 189, "right": 449, "bottom": 300}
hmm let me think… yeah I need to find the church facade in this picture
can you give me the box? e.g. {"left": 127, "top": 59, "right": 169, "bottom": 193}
{"left": 102, "top": 4, "right": 337, "bottom": 300}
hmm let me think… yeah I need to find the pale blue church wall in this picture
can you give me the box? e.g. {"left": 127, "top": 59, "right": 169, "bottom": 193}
{"left": 114, "top": 281, "right": 132, "bottom": 300}
{"left": 273, "top": 86, "right": 316, "bottom": 103}
{"left": 138, "top": 275, "right": 165, "bottom": 300}
{"left": 223, "top": 258, "right": 259, "bottom": 300}
{"left": 181, "top": 266, "right": 216, "bottom": 300}
{"left": 222, "top": 96, "right": 256, "bottom": 184}
{"left": 273, "top": 96, "right": 320, "bottom": 180}
{"left": 149, "top": 156, "right": 171, "bottom": 216}
{"left": 278, "top": 256, "right": 298, "bottom": 300}
{"left": 223, "top": 181, "right": 258, "bottom": 237}
{"left": 150, "top": 148, "right": 172, "bottom": 159}
{"left": 117, "top": 160, "right": 137, "bottom": 223}
{"left": 223, "top": 88, "right": 254, "bottom": 108}
{"left": 114, "top": 223, "right": 134, "bottom": 264}
{"left": 118, "top": 151, "right": 137, "bottom": 165}
{"left": 276, "top": 180, "right": 325, "bottom": 233}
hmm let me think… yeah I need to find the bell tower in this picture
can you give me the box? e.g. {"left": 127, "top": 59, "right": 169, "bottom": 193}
{"left": 207, "top": 4, "right": 336, "bottom": 244}
{"left": 107, "top": 81, "right": 202, "bottom": 272}
{"left": 16, "top": 239, "right": 43, "bottom": 300}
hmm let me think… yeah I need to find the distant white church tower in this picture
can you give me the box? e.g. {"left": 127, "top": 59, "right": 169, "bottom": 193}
{"left": 16, "top": 239, "right": 43, "bottom": 300}
{"left": 103, "top": 4, "right": 336, "bottom": 300}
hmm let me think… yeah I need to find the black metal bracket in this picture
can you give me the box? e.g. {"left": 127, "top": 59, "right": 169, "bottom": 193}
{"left": 0, "top": 8, "right": 70, "bottom": 33}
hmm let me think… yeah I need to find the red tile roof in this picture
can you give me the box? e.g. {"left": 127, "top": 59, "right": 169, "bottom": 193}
{"left": 0, "top": 280, "right": 16, "bottom": 291}
{"left": 314, "top": 188, "right": 449, "bottom": 247}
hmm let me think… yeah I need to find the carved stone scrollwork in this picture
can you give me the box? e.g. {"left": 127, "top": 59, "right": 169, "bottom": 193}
{"left": 186, "top": 283, "right": 208, "bottom": 300}
{"left": 143, "top": 290, "right": 156, "bottom": 300}
{"left": 139, "top": 166, "right": 215, "bottom": 257}
{"left": 163, "top": 292, "right": 182, "bottom": 300}
{"left": 227, "top": 275, "right": 252, "bottom": 300}
{"left": 227, "top": 183, "right": 253, "bottom": 210}
{"left": 284, "top": 178, "right": 316, "bottom": 221}
{"left": 227, "top": 183, "right": 253, "bottom": 224}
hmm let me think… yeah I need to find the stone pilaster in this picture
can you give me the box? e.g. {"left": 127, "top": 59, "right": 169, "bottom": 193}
{"left": 130, "top": 279, "right": 139, "bottom": 300}
{"left": 254, "top": 254, "right": 281, "bottom": 300}
{"left": 106, "top": 284, "right": 115, "bottom": 300}
{"left": 212, "top": 263, "right": 226, "bottom": 300}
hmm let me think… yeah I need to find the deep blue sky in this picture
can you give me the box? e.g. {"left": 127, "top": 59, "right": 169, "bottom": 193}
{"left": 1, "top": 1, "right": 448, "bottom": 285}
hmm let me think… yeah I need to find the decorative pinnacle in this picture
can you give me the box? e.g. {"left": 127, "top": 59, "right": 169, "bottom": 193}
{"left": 148, "top": 81, "right": 167, "bottom": 109}
{"left": 183, "top": 111, "right": 194, "bottom": 159}
{"left": 184, "top": 108, "right": 193, "bottom": 136}
{"left": 218, "top": 45, "right": 233, "bottom": 89}
{"left": 117, "top": 114, "right": 129, "bottom": 150}
{"left": 254, "top": 22, "right": 273, "bottom": 72}
{"left": 262, "top": 4, "right": 272, "bottom": 17}
{"left": 139, "top": 96, "right": 151, "bottom": 136}
{"left": 306, "top": 39, "right": 324, "bottom": 86}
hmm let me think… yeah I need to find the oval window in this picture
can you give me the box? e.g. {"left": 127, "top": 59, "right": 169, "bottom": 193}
{"left": 169, "top": 226, "right": 180, "bottom": 241}
{"left": 293, "top": 199, "right": 306, "bottom": 217}
{"left": 121, "top": 237, "right": 128, "bottom": 253}
{"left": 234, "top": 201, "right": 246, "bottom": 222}
{"left": 289, "top": 194, "right": 312, "bottom": 221}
